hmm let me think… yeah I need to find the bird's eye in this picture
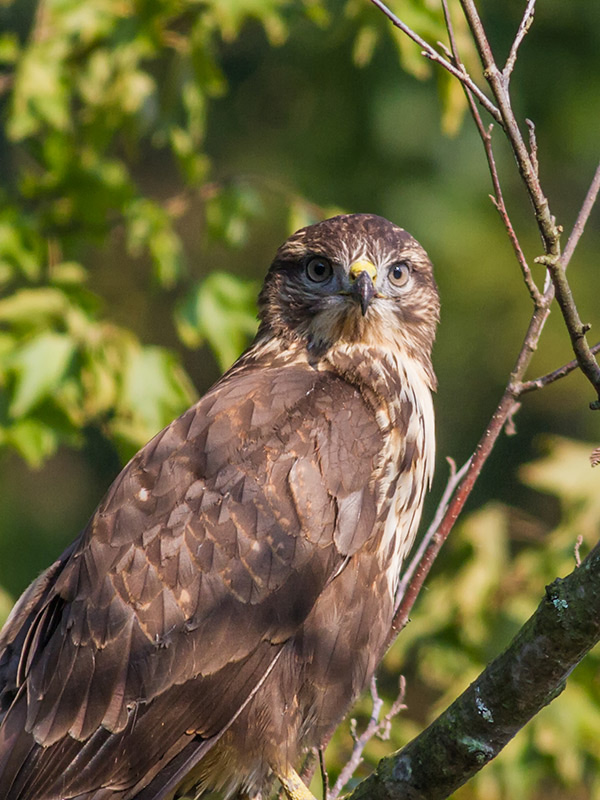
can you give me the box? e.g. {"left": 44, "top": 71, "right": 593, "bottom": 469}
{"left": 306, "top": 257, "right": 333, "bottom": 283}
{"left": 388, "top": 261, "right": 411, "bottom": 287}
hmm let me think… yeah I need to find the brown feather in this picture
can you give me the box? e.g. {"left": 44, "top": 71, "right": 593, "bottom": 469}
{"left": 0, "top": 214, "right": 439, "bottom": 800}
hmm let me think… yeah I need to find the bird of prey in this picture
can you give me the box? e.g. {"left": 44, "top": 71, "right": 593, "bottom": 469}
{"left": 0, "top": 213, "right": 439, "bottom": 800}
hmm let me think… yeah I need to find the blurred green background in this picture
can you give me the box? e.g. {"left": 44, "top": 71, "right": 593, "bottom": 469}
{"left": 0, "top": 0, "right": 599, "bottom": 797}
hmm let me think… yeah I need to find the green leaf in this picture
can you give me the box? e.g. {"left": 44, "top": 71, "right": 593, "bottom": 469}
{"left": 7, "top": 332, "right": 76, "bottom": 417}
{"left": 50, "top": 262, "right": 88, "bottom": 286}
{"left": 0, "top": 288, "right": 70, "bottom": 328}
{"left": 0, "top": 585, "right": 13, "bottom": 627}
{"left": 2, "top": 417, "right": 60, "bottom": 467}
{"left": 205, "top": 183, "right": 262, "bottom": 248}
{"left": 175, "top": 273, "right": 258, "bottom": 371}
{"left": 8, "top": 46, "right": 71, "bottom": 140}
{"left": 0, "top": 220, "right": 41, "bottom": 280}
{"left": 0, "top": 33, "right": 20, "bottom": 65}
{"left": 125, "top": 198, "right": 184, "bottom": 288}
{"left": 114, "top": 344, "right": 196, "bottom": 452}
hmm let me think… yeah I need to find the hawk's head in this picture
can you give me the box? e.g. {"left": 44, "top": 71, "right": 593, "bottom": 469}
{"left": 258, "top": 214, "right": 440, "bottom": 369}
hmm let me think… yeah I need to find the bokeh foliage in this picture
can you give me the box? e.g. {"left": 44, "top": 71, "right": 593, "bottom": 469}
{"left": 0, "top": 0, "right": 599, "bottom": 798}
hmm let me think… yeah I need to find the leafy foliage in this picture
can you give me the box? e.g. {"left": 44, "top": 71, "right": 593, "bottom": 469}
{"left": 0, "top": 0, "right": 472, "bottom": 466}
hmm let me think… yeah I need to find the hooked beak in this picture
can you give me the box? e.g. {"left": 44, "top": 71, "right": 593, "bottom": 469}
{"left": 349, "top": 260, "right": 377, "bottom": 316}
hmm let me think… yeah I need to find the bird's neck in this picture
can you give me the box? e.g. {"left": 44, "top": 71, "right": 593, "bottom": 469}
{"left": 242, "top": 333, "right": 435, "bottom": 439}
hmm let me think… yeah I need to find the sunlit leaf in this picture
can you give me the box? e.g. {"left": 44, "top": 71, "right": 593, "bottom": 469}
{"left": 7, "top": 333, "right": 76, "bottom": 417}
{"left": 114, "top": 344, "right": 196, "bottom": 453}
{"left": 0, "top": 288, "right": 70, "bottom": 328}
{"left": 2, "top": 417, "right": 60, "bottom": 467}
{"left": 0, "top": 585, "right": 13, "bottom": 627}
{"left": 175, "top": 273, "right": 258, "bottom": 371}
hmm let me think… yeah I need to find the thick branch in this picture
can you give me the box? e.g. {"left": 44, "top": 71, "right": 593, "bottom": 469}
{"left": 349, "top": 541, "right": 600, "bottom": 800}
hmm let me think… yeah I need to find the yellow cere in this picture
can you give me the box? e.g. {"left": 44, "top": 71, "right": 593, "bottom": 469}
{"left": 349, "top": 260, "right": 377, "bottom": 281}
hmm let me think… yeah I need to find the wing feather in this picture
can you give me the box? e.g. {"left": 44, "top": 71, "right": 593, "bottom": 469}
{"left": 0, "top": 359, "right": 384, "bottom": 798}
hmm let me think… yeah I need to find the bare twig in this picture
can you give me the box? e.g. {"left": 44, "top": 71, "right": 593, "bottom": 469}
{"left": 574, "top": 535, "right": 584, "bottom": 568}
{"left": 330, "top": 678, "right": 407, "bottom": 800}
{"left": 368, "top": 0, "right": 502, "bottom": 123}
{"left": 536, "top": 253, "right": 600, "bottom": 408}
{"left": 459, "top": 0, "right": 600, "bottom": 405}
{"left": 561, "top": 160, "right": 600, "bottom": 268}
{"left": 318, "top": 748, "right": 329, "bottom": 800}
{"left": 459, "top": 0, "right": 558, "bottom": 249}
{"left": 394, "top": 457, "right": 470, "bottom": 614}
{"left": 526, "top": 119, "right": 539, "bottom": 178}
{"left": 440, "top": 0, "right": 541, "bottom": 303}
{"left": 503, "top": 0, "right": 536, "bottom": 80}
{"left": 517, "top": 341, "right": 600, "bottom": 395}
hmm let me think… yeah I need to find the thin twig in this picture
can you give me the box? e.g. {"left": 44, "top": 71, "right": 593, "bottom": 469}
{"left": 368, "top": 0, "right": 502, "bottom": 123}
{"left": 561, "top": 160, "right": 600, "bottom": 268}
{"left": 318, "top": 748, "right": 329, "bottom": 800}
{"left": 574, "top": 535, "right": 584, "bottom": 568}
{"left": 459, "top": 0, "right": 554, "bottom": 245}
{"left": 503, "top": 0, "right": 536, "bottom": 80}
{"left": 517, "top": 341, "right": 600, "bottom": 395}
{"left": 459, "top": 0, "right": 600, "bottom": 405}
{"left": 440, "top": 0, "right": 541, "bottom": 303}
{"left": 394, "top": 457, "right": 470, "bottom": 613}
{"left": 329, "top": 678, "right": 407, "bottom": 800}
{"left": 526, "top": 119, "right": 539, "bottom": 178}
{"left": 536, "top": 253, "right": 600, "bottom": 408}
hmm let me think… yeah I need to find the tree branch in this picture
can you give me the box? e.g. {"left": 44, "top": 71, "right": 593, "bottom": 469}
{"left": 503, "top": 0, "right": 536, "bottom": 81}
{"left": 349, "top": 540, "right": 600, "bottom": 800}
{"left": 439, "top": 0, "right": 542, "bottom": 304}
{"left": 367, "top": 0, "right": 502, "bottom": 123}
{"left": 360, "top": 2, "right": 600, "bottom": 797}
{"left": 517, "top": 341, "right": 600, "bottom": 395}
{"left": 458, "top": 0, "right": 600, "bottom": 406}
{"left": 330, "top": 678, "right": 407, "bottom": 800}
{"left": 561, "top": 160, "right": 600, "bottom": 268}
{"left": 377, "top": 0, "right": 599, "bottom": 685}
{"left": 392, "top": 457, "right": 469, "bottom": 621}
